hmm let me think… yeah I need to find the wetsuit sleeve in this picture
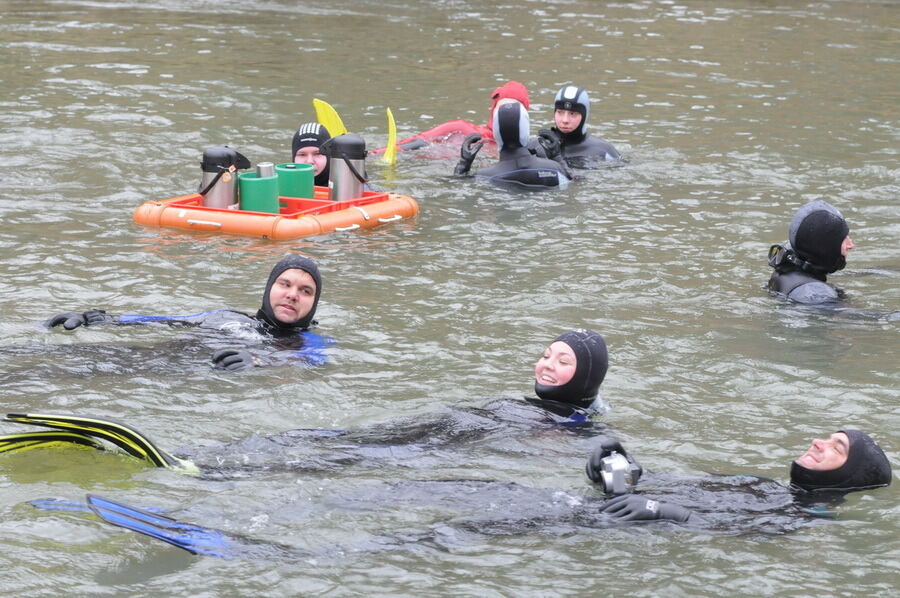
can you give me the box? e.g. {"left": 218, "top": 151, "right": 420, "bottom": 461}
{"left": 45, "top": 309, "right": 117, "bottom": 330}
{"left": 598, "top": 494, "right": 695, "bottom": 523}
{"left": 787, "top": 281, "right": 840, "bottom": 304}
{"left": 212, "top": 331, "right": 332, "bottom": 372}
{"left": 115, "top": 310, "right": 256, "bottom": 328}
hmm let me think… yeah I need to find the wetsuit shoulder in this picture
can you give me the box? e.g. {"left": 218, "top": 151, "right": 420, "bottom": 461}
{"left": 562, "top": 134, "right": 620, "bottom": 161}
{"left": 769, "top": 271, "right": 839, "bottom": 304}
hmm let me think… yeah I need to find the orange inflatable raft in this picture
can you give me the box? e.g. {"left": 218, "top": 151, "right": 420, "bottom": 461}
{"left": 132, "top": 188, "right": 419, "bottom": 240}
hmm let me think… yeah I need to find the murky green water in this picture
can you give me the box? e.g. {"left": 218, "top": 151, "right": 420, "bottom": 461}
{"left": 1, "top": 0, "right": 898, "bottom": 595}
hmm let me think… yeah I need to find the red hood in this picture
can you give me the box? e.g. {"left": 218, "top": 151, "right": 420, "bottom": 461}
{"left": 486, "top": 81, "right": 530, "bottom": 131}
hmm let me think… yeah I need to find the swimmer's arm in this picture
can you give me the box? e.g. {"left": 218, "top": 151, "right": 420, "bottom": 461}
{"left": 44, "top": 309, "right": 229, "bottom": 330}
{"left": 598, "top": 494, "right": 701, "bottom": 525}
{"left": 211, "top": 332, "right": 332, "bottom": 372}
{"left": 454, "top": 134, "right": 484, "bottom": 176}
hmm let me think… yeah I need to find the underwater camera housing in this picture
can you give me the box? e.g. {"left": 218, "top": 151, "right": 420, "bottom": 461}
{"left": 598, "top": 452, "right": 640, "bottom": 495}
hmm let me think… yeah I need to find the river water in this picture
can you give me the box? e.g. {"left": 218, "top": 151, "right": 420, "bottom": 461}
{"left": 1, "top": 0, "right": 898, "bottom": 595}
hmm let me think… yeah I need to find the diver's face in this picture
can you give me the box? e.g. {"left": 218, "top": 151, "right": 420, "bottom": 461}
{"left": 794, "top": 432, "right": 850, "bottom": 471}
{"left": 268, "top": 268, "right": 317, "bottom": 324}
{"left": 534, "top": 341, "right": 577, "bottom": 386}
{"left": 294, "top": 146, "right": 328, "bottom": 176}
{"left": 841, "top": 235, "right": 855, "bottom": 257}
{"left": 554, "top": 109, "right": 582, "bottom": 134}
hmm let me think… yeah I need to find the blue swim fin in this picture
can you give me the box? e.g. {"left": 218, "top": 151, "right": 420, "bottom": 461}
{"left": 86, "top": 494, "right": 233, "bottom": 558}
{"left": 31, "top": 498, "right": 95, "bottom": 514}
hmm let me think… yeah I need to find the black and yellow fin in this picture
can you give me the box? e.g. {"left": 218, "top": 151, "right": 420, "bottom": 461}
{"left": 0, "top": 430, "right": 106, "bottom": 454}
{"left": 4, "top": 413, "right": 196, "bottom": 472}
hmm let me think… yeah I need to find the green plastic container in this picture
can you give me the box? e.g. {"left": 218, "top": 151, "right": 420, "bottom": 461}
{"left": 238, "top": 171, "right": 279, "bottom": 213}
{"left": 275, "top": 162, "right": 315, "bottom": 199}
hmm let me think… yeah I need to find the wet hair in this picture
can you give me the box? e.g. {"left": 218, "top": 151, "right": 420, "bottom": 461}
{"left": 790, "top": 429, "right": 892, "bottom": 493}
{"left": 788, "top": 200, "right": 850, "bottom": 274}
{"left": 256, "top": 255, "right": 322, "bottom": 330}
{"left": 534, "top": 329, "right": 608, "bottom": 408}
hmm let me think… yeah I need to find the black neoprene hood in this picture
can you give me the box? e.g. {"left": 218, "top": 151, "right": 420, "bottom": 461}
{"left": 789, "top": 429, "right": 892, "bottom": 492}
{"left": 534, "top": 329, "right": 608, "bottom": 408}
{"left": 257, "top": 255, "right": 322, "bottom": 330}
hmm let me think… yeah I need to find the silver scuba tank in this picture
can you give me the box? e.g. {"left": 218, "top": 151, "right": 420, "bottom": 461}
{"left": 320, "top": 134, "right": 367, "bottom": 202}
{"left": 199, "top": 146, "right": 251, "bottom": 208}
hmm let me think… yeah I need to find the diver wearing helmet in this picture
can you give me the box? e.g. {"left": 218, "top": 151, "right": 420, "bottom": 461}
{"left": 453, "top": 100, "right": 573, "bottom": 190}
{"left": 531, "top": 85, "right": 621, "bottom": 168}
{"left": 767, "top": 200, "right": 855, "bottom": 304}
{"left": 589, "top": 428, "right": 892, "bottom": 525}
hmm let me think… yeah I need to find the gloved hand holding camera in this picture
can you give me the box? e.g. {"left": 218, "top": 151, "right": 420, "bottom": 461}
{"left": 585, "top": 435, "right": 643, "bottom": 495}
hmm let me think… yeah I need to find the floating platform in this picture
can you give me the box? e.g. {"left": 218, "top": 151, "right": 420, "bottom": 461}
{"left": 132, "top": 188, "right": 419, "bottom": 240}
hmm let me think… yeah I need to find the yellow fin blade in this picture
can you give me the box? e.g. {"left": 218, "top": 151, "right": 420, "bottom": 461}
{"left": 313, "top": 99, "right": 348, "bottom": 137}
{"left": 382, "top": 107, "right": 397, "bottom": 166}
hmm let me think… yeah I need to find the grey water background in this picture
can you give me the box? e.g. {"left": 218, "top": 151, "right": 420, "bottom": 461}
{"left": 1, "top": 0, "right": 898, "bottom": 595}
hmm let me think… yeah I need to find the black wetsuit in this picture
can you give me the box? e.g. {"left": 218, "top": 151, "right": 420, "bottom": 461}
{"left": 768, "top": 269, "right": 841, "bottom": 304}
{"left": 767, "top": 201, "right": 849, "bottom": 305}
{"left": 477, "top": 146, "right": 572, "bottom": 189}
{"left": 42, "top": 255, "right": 329, "bottom": 369}
{"left": 472, "top": 101, "right": 571, "bottom": 190}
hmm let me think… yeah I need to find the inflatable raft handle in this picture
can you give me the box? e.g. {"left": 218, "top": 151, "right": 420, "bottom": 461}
{"left": 378, "top": 215, "right": 403, "bottom": 223}
{"left": 334, "top": 223, "right": 361, "bottom": 232}
{"left": 187, "top": 220, "right": 224, "bottom": 228}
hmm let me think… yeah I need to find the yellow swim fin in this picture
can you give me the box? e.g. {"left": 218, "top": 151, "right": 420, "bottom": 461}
{"left": 0, "top": 430, "right": 106, "bottom": 454}
{"left": 313, "top": 98, "right": 348, "bottom": 137}
{"left": 4, "top": 413, "right": 196, "bottom": 472}
{"left": 382, "top": 107, "right": 397, "bottom": 166}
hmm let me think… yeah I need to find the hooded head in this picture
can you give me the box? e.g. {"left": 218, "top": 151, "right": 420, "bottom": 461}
{"left": 486, "top": 81, "right": 530, "bottom": 133}
{"left": 492, "top": 101, "right": 530, "bottom": 152}
{"left": 790, "top": 429, "right": 892, "bottom": 493}
{"left": 291, "top": 122, "right": 331, "bottom": 187}
{"left": 534, "top": 329, "right": 609, "bottom": 408}
{"left": 256, "top": 255, "right": 322, "bottom": 331}
{"left": 554, "top": 85, "right": 590, "bottom": 143}
{"left": 788, "top": 200, "right": 850, "bottom": 274}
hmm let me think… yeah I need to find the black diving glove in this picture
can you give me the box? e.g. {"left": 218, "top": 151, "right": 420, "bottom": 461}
{"left": 585, "top": 435, "right": 643, "bottom": 493}
{"left": 211, "top": 348, "right": 258, "bottom": 372}
{"left": 537, "top": 129, "right": 563, "bottom": 161}
{"left": 537, "top": 128, "right": 573, "bottom": 180}
{"left": 45, "top": 309, "right": 115, "bottom": 330}
{"left": 454, "top": 133, "right": 484, "bottom": 175}
{"left": 599, "top": 494, "right": 693, "bottom": 523}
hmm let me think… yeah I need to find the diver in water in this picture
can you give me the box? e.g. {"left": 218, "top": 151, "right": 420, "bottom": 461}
{"left": 19, "top": 427, "right": 891, "bottom": 559}
{"left": 589, "top": 429, "right": 892, "bottom": 525}
{"left": 453, "top": 100, "right": 573, "bottom": 190}
{"left": 1, "top": 329, "right": 613, "bottom": 474}
{"left": 532, "top": 85, "right": 621, "bottom": 167}
{"left": 44, "top": 255, "right": 327, "bottom": 371}
{"left": 528, "top": 328, "right": 609, "bottom": 420}
{"left": 370, "top": 80, "right": 531, "bottom": 157}
{"left": 767, "top": 200, "right": 854, "bottom": 304}
{"left": 291, "top": 122, "right": 331, "bottom": 187}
